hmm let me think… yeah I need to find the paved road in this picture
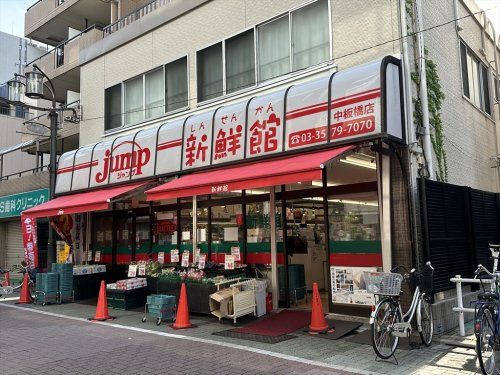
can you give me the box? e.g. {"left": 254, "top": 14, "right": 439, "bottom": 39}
{"left": 0, "top": 304, "right": 356, "bottom": 375}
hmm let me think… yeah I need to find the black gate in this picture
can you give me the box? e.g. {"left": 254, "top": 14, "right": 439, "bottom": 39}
{"left": 420, "top": 179, "right": 500, "bottom": 293}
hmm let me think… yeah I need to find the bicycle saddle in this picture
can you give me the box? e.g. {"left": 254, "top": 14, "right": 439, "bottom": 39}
{"left": 478, "top": 292, "right": 499, "bottom": 301}
{"left": 490, "top": 244, "right": 500, "bottom": 250}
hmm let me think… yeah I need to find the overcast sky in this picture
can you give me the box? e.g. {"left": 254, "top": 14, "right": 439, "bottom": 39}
{"left": 0, "top": 0, "right": 498, "bottom": 40}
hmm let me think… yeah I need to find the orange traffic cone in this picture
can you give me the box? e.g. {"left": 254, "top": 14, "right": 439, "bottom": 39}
{"left": 171, "top": 283, "right": 194, "bottom": 329}
{"left": 2, "top": 271, "right": 10, "bottom": 287}
{"left": 308, "top": 282, "right": 331, "bottom": 334}
{"left": 89, "top": 280, "right": 114, "bottom": 321}
{"left": 16, "top": 273, "right": 32, "bottom": 304}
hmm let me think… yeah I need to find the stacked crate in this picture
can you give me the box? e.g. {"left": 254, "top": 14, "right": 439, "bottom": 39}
{"left": 52, "top": 263, "right": 74, "bottom": 302}
{"left": 278, "top": 264, "right": 306, "bottom": 303}
{"left": 35, "top": 273, "right": 59, "bottom": 305}
{"left": 144, "top": 294, "right": 176, "bottom": 324}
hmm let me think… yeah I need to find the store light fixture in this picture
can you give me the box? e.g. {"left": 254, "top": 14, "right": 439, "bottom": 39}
{"left": 340, "top": 155, "right": 376, "bottom": 170}
{"left": 302, "top": 196, "right": 378, "bottom": 207}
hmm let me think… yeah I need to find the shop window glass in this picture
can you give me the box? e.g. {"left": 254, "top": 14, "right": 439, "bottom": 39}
{"left": 197, "top": 207, "right": 209, "bottom": 254}
{"left": 197, "top": 43, "right": 223, "bottom": 102}
{"left": 326, "top": 150, "right": 377, "bottom": 186}
{"left": 226, "top": 30, "right": 255, "bottom": 93}
{"left": 291, "top": 0, "right": 329, "bottom": 70}
{"left": 211, "top": 204, "right": 244, "bottom": 263}
{"left": 116, "top": 216, "right": 133, "bottom": 264}
{"left": 124, "top": 76, "right": 144, "bottom": 125}
{"left": 105, "top": 84, "right": 122, "bottom": 130}
{"left": 153, "top": 210, "right": 178, "bottom": 262}
{"left": 92, "top": 216, "right": 113, "bottom": 264}
{"left": 246, "top": 201, "right": 272, "bottom": 264}
{"left": 135, "top": 216, "right": 151, "bottom": 261}
{"left": 165, "top": 57, "right": 188, "bottom": 112}
{"left": 328, "top": 192, "right": 381, "bottom": 304}
{"left": 180, "top": 207, "right": 193, "bottom": 252}
{"left": 145, "top": 68, "right": 164, "bottom": 119}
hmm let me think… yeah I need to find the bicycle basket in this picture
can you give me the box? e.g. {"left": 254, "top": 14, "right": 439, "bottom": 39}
{"left": 364, "top": 272, "right": 403, "bottom": 296}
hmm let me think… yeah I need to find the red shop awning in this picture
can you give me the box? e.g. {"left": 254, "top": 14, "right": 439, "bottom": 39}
{"left": 146, "top": 146, "right": 352, "bottom": 201}
{"left": 23, "top": 181, "right": 150, "bottom": 218}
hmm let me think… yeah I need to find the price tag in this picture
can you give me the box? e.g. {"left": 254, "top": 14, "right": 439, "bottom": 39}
{"left": 194, "top": 248, "right": 201, "bottom": 264}
{"left": 198, "top": 254, "right": 206, "bottom": 270}
{"left": 231, "top": 246, "right": 241, "bottom": 262}
{"left": 138, "top": 264, "right": 146, "bottom": 276}
{"left": 87, "top": 251, "right": 92, "bottom": 262}
{"left": 181, "top": 251, "right": 190, "bottom": 267}
{"left": 158, "top": 251, "right": 165, "bottom": 264}
{"left": 170, "top": 249, "right": 179, "bottom": 263}
{"left": 95, "top": 251, "right": 101, "bottom": 262}
{"left": 224, "top": 254, "right": 235, "bottom": 270}
{"left": 128, "top": 264, "right": 137, "bottom": 277}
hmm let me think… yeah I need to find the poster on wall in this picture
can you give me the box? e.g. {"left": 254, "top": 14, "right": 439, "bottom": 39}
{"left": 231, "top": 246, "right": 241, "bottom": 262}
{"left": 330, "top": 266, "right": 377, "bottom": 305}
{"left": 21, "top": 214, "right": 38, "bottom": 269}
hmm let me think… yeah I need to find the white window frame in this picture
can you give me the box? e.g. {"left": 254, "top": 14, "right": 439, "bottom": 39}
{"left": 196, "top": 0, "right": 332, "bottom": 104}
{"left": 459, "top": 40, "right": 492, "bottom": 117}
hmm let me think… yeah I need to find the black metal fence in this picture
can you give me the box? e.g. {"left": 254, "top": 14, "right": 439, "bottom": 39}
{"left": 419, "top": 179, "right": 500, "bottom": 292}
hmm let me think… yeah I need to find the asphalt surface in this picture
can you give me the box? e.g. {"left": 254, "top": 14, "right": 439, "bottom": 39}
{"left": 0, "top": 304, "right": 357, "bottom": 375}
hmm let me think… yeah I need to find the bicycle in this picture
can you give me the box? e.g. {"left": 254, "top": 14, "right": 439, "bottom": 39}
{"left": 0, "top": 262, "right": 37, "bottom": 300}
{"left": 368, "top": 261, "right": 434, "bottom": 362}
{"left": 473, "top": 243, "right": 500, "bottom": 375}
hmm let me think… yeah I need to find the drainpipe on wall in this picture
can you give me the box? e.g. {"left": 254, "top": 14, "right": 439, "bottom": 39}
{"left": 415, "top": 0, "right": 434, "bottom": 180}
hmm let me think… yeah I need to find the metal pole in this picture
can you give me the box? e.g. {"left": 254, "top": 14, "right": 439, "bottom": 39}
{"left": 415, "top": 0, "right": 434, "bottom": 179}
{"left": 455, "top": 275, "right": 465, "bottom": 337}
{"left": 269, "top": 186, "right": 278, "bottom": 310}
{"left": 47, "top": 107, "right": 57, "bottom": 267}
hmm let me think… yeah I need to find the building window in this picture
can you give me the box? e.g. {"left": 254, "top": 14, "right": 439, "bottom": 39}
{"left": 165, "top": 57, "right": 188, "bottom": 112}
{"left": 494, "top": 76, "right": 499, "bottom": 102}
{"left": 197, "top": 43, "right": 223, "bottom": 102}
{"left": 226, "top": 29, "right": 255, "bottom": 93}
{"left": 105, "top": 84, "right": 122, "bottom": 130}
{"left": 124, "top": 76, "right": 144, "bottom": 125}
{"left": 145, "top": 68, "right": 163, "bottom": 119}
{"left": 258, "top": 16, "right": 290, "bottom": 81}
{"left": 258, "top": 0, "right": 329, "bottom": 81}
{"left": 291, "top": 0, "right": 329, "bottom": 70}
{"left": 460, "top": 41, "right": 491, "bottom": 115}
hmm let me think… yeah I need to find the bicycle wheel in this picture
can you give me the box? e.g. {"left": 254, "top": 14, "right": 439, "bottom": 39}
{"left": 419, "top": 294, "right": 433, "bottom": 347}
{"left": 371, "top": 298, "right": 402, "bottom": 359}
{"left": 477, "top": 306, "right": 498, "bottom": 375}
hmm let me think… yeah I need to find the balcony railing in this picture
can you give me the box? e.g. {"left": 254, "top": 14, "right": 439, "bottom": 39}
{"left": 25, "top": 24, "right": 103, "bottom": 79}
{"left": 103, "top": 0, "right": 172, "bottom": 36}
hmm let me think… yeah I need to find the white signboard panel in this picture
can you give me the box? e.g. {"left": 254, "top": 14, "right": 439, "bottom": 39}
{"left": 212, "top": 101, "right": 247, "bottom": 165}
{"left": 182, "top": 112, "right": 213, "bottom": 170}
{"left": 246, "top": 89, "right": 285, "bottom": 159}
{"left": 55, "top": 150, "right": 77, "bottom": 194}
{"left": 71, "top": 145, "right": 95, "bottom": 191}
{"left": 285, "top": 76, "right": 330, "bottom": 151}
{"left": 156, "top": 119, "right": 184, "bottom": 175}
{"left": 131, "top": 127, "right": 157, "bottom": 180}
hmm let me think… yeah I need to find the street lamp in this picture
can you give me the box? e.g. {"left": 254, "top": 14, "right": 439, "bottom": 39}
{"left": 7, "top": 64, "right": 58, "bottom": 268}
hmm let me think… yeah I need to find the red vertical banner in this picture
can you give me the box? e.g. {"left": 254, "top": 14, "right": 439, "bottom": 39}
{"left": 21, "top": 214, "right": 39, "bottom": 269}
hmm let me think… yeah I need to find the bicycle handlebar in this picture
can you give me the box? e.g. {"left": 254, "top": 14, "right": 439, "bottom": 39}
{"left": 474, "top": 264, "right": 496, "bottom": 278}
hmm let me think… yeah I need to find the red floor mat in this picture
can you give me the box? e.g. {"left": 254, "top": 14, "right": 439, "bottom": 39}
{"left": 232, "top": 310, "right": 310, "bottom": 337}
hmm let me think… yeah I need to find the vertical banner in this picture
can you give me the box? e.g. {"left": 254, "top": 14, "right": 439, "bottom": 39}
{"left": 21, "top": 214, "right": 38, "bottom": 269}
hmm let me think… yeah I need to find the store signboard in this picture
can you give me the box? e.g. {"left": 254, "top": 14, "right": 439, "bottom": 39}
{"left": 0, "top": 188, "right": 49, "bottom": 218}
{"left": 55, "top": 57, "right": 404, "bottom": 194}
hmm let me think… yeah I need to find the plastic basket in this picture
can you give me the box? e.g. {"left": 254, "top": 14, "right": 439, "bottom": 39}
{"left": 364, "top": 272, "right": 403, "bottom": 296}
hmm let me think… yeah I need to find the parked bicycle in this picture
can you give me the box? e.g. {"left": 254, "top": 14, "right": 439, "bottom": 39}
{"left": 473, "top": 243, "right": 500, "bottom": 375}
{"left": 0, "top": 262, "right": 37, "bottom": 299}
{"left": 368, "top": 261, "right": 434, "bottom": 362}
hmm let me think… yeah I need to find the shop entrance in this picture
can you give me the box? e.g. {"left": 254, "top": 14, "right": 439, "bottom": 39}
{"left": 283, "top": 195, "right": 328, "bottom": 312}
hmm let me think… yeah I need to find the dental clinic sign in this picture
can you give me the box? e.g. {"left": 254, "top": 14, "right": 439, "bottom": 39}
{"left": 56, "top": 56, "right": 405, "bottom": 194}
{"left": 0, "top": 188, "right": 49, "bottom": 218}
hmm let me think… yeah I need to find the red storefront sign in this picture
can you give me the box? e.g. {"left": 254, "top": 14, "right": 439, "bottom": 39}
{"left": 21, "top": 214, "right": 38, "bottom": 269}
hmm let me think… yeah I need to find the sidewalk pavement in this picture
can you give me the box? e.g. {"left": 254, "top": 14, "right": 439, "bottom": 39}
{"left": 0, "top": 294, "right": 479, "bottom": 375}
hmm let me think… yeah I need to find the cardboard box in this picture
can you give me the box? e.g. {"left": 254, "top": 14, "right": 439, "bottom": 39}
{"left": 209, "top": 287, "right": 239, "bottom": 318}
